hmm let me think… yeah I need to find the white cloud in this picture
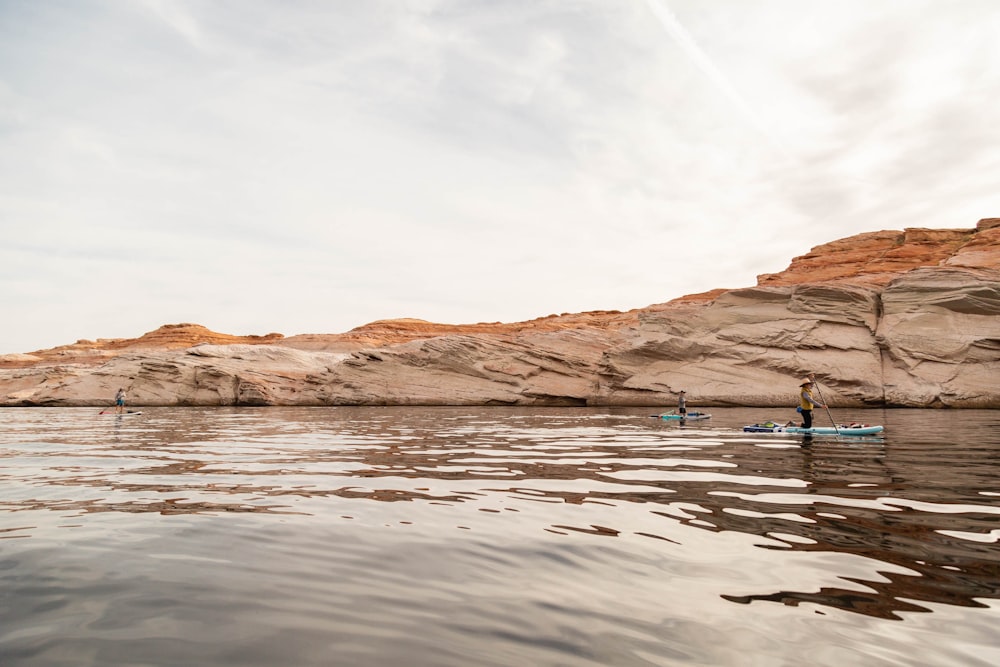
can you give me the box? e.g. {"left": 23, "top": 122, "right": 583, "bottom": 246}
{"left": 1, "top": 0, "right": 999, "bottom": 353}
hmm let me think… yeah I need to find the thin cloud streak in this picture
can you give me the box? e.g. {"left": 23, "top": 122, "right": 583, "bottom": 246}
{"left": 642, "top": 0, "right": 789, "bottom": 159}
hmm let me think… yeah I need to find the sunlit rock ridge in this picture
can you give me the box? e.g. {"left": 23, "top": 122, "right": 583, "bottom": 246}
{"left": 3, "top": 219, "right": 999, "bottom": 408}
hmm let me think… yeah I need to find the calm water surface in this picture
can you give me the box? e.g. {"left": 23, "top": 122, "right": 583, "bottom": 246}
{"left": 1, "top": 407, "right": 998, "bottom": 666}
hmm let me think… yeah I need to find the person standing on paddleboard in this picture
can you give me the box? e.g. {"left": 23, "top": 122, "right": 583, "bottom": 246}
{"left": 114, "top": 387, "right": 126, "bottom": 414}
{"left": 798, "top": 379, "right": 825, "bottom": 429}
{"left": 677, "top": 390, "right": 687, "bottom": 417}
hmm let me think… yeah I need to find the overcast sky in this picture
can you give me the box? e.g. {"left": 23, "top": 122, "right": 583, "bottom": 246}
{"left": 2, "top": 0, "right": 999, "bottom": 354}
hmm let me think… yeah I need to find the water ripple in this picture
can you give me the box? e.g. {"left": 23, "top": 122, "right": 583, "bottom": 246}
{"left": 1, "top": 407, "right": 999, "bottom": 665}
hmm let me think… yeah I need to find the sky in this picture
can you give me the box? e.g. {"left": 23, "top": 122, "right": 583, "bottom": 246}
{"left": 2, "top": 0, "right": 999, "bottom": 354}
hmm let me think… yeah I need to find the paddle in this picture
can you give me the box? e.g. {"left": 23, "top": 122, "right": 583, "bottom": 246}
{"left": 811, "top": 379, "right": 840, "bottom": 436}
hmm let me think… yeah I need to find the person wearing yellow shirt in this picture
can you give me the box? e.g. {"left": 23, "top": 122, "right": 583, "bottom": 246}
{"left": 798, "top": 379, "right": 826, "bottom": 429}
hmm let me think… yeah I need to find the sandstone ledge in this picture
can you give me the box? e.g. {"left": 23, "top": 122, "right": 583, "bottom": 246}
{"left": 3, "top": 221, "right": 999, "bottom": 408}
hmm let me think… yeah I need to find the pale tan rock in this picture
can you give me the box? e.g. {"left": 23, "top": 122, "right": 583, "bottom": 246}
{"left": 2, "top": 222, "right": 998, "bottom": 408}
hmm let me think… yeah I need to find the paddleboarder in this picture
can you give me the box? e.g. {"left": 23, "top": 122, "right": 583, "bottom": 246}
{"left": 798, "top": 379, "right": 826, "bottom": 429}
{"left": 677, "top": 390, "right": 687, "bottom": 417}
{"left": 114, "top": 387, "right": 127, "bottom": 414}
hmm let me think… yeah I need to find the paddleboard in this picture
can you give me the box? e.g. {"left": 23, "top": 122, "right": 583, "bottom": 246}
{"left": 99, "top": 410, "right": 143, "bottom": 416}
{"left": 660, "top": 412, "right": 711, "bottom": 421}
{"left": 743, "top": 423, "right": 883, "bottom": 436}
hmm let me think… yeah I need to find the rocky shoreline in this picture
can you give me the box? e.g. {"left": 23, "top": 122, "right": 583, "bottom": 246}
{"left": 3, "top": 220, "right": 999, "bottom": 408}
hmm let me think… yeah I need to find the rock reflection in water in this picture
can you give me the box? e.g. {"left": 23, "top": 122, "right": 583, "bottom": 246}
{"left": 2, "top": 405, "right": 999, "bottom": 652}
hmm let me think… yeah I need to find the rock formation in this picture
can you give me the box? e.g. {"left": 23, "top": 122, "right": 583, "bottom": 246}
{"left": 2, "top": 219, "right": 999, "bottom": 408}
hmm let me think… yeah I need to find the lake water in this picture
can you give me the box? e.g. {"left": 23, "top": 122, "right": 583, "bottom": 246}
{"left": 1, "top": 406, "right": 998, "bottom": 666}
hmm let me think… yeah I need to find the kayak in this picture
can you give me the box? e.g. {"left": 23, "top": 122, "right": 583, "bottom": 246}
{"left": 660, "top": 412, "right": 711, "bottom": 421}
{"left": 743, "top": 422, "right": 883, "bottom": 436}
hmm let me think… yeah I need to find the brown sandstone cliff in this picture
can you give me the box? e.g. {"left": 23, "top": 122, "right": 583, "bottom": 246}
{"left": 2, "top": 219, "right": 999, "bottom": 408}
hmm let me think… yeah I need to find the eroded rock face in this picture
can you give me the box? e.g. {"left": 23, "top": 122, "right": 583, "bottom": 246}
{"left": 602, "top": 282, "right": 887, "bottom": 407}
{"left": 878, "top": 268, "right": 1000, "bottom": 407}
{"left": 2, "top": 221, "right": 999, "bottom": 408}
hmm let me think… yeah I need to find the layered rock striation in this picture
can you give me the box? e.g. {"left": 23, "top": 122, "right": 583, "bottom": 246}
{"left": 3, "top": 220, "right": 999, "bottom": 408}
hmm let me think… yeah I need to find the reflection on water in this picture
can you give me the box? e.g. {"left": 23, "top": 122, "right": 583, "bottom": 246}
{"left": 1, "top": 406, "right": 999, "bottom": 666}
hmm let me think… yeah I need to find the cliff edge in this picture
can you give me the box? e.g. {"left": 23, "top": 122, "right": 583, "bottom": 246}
{"left": 3, "top": 219, "right": 998, "bottom": 408}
